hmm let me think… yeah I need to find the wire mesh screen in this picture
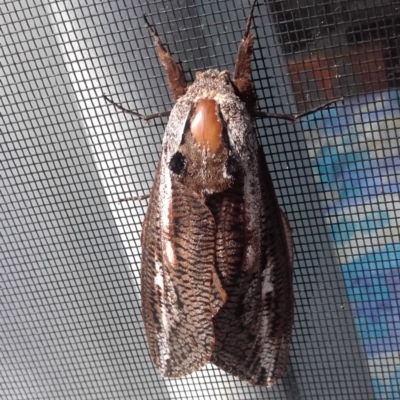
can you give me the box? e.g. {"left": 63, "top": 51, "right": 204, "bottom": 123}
{"left": 1, "top": 0, "right": 399, "bottom": 399}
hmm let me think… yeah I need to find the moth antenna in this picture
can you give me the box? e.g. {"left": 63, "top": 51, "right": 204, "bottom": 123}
{"left": 233, "top": 0, "right": 258, "bottom": 112}
{"left": 103, "top": 93, "right": 171, "bottom": 121}
{"left": 143, "top": 14, "right": 187, "bottom": 101}
{"left": 254, "top": 97, "right": 344, "bottom": 122}
{"left": 243, "top": 0, "right": 258, "bottom": 39}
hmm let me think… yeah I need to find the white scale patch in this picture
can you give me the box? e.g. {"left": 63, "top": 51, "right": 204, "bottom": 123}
{"left": 165, "top": 240, "right": 174, "bottom": 264}
{"left": 243, "top": 149, "right": 263, "bottom": 271}
{"left": 261, "top": 268, "right": 273, "bottom": 296}
{"left": 154, "top": 262, "right": 163, "bottom": 290}
{"left": 158, "top": 319, "right": 171, "bottom": 362}
{"left": 160, "top": 162, "right": 172, "bottom": 230}
{"left": 194, "top": 90, "right": 231, "bottom": 103}
{"left": 159, "top": 160, "right": 175, "bottom": 270}
{"left": 163, "top": 102, "right": 191, "bottom": 159}
{"left": 154, "top": 258, "right": 171, "bottom": 364}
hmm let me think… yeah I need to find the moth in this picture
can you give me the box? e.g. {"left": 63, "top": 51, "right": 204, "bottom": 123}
{"left": 135, "top": 1, "right": 295, "bottom": 387}
{"left": 104, "top": 0, "right": 340, "bottom": 388}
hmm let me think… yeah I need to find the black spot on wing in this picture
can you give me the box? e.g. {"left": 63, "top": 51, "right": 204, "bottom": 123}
{"left": 169, "top": 151, "right": 186, "bottom": 175}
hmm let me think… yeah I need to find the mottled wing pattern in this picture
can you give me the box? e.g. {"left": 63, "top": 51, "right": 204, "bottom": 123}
{"left": 211, "top": 144, "right": 294, "bottom": 386}
{"left": 141, "top": 159, "right": 222, "bottom": 377}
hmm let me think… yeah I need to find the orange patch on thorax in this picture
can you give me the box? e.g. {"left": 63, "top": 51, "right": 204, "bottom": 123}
{"left": 190, "top": 99, "right": 222, "bottom": 153}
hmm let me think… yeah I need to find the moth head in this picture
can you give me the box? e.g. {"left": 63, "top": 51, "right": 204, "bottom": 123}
{"left": 194, "top": 70, "right": 230, "bottom": 83}
{"left": 167, "top": 91, "right": 245, "bottom": 196}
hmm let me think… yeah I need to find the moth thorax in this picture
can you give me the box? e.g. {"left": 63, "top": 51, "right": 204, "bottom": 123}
{"left": 190, "top": 99, "right": 222, "bottom": 153}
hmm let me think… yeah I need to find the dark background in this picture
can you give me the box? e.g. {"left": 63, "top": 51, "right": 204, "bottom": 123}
{"left": 1, "top": 1, "right": 399, "bottom": 399}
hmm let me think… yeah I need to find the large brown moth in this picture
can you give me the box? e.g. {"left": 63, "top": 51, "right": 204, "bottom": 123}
{"left": 104, "top": 0, "right": 337, "bottom": 388}
{"left": 138, "top": 1, "right": 294, "bottom": 387}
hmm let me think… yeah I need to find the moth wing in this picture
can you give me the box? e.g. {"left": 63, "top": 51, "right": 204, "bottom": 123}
{"left": 141, "top": 160, "right": 223, "bottom": 377}
{"left": 211, "top": 145, "right": 294, "bottom": 387}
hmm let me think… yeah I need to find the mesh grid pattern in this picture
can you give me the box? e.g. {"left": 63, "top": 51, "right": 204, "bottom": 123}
{"left": 1, "top": 1, "right": 399, "bottom": 399}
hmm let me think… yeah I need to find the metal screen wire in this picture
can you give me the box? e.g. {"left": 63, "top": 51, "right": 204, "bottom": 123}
{"left": 1, "top": 0, "right": 399, "bottom": 399}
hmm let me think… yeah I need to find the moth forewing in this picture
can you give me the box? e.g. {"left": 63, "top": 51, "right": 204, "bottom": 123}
{"left": 209, "top": 129, "right": 294, "bottom": 387}
{"left": 139, "top": 0, "right": 294, "bottom": 387}
{"left": 141, "top": 135, "right": 218, "bottom": 377}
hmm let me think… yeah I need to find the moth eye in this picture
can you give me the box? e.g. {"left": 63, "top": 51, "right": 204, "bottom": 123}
{"left": 226, "top": 155, "right": 241, "bottom": 177}
{"left": 169, "top": 151, "right": 186, "bottom": 175}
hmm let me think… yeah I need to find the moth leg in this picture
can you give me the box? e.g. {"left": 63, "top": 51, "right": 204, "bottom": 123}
{"left": 143, "top": 14, "right": 187, "bottom": 101}
{"left": 254, "top": 97, "right": 344, "bottom": 122}
{"left": 233, "top": 0, "right": 258, "bottom": 111}
{"left": 118, "top": 194, "right": 150, "bottom": 202}
{"left": 103, "top": 93, "right": 171, "bottom": 121}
